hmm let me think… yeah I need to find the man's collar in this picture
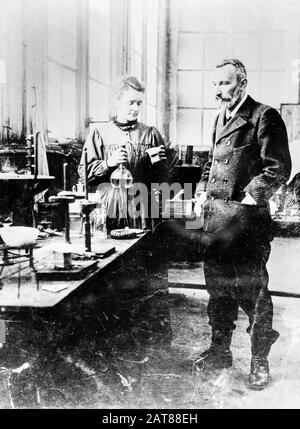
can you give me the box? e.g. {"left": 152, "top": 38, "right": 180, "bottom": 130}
{"left": 226, "top": 93, "right": 248, "bottom": 119}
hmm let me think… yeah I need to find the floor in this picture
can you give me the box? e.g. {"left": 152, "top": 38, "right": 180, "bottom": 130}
{"left": 0, "top": 237, "right": 299, "bottom": 409}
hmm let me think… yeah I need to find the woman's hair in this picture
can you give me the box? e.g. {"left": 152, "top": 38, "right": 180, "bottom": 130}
{"left": 109, "top": 75, "right": 145, "bottom": 120}
{"left": 111, "top": 75, "right": 145, "bottom": 97}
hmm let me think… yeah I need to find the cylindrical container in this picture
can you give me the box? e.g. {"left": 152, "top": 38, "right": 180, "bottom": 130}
{"left": 185, "top": 145, "right": 193, "bottom": 164}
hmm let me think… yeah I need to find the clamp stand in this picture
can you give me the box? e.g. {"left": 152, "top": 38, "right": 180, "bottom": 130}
{"left": 49, "top": 190, "right": 75, "bottom": 246}
{"left": 36, "top": 190, "right": 97, "bottom": 280}
{"left": 36, "top": 191, "right": 98, "bottom": 280}
{"left": 80, "top": 148, "right": 97, "bottom": 253}
{"left": 47, "top": 190, "right": 75, "bottom": 270}
{"left": 35, "top": 161, "right": 99, "bottom": 280}
{"left": 80, "top": 199, "right": 97, "bottom": 253}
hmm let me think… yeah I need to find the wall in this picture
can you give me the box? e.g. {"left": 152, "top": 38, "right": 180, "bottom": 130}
{"left": 0, "top": 0, "right": 168, "bottom": 146}
{"left": 174, "top": 0, "right": 300, "bottom": 154}
{"left": 1, "top": 0, "right": 299, "bottom": 156}
{"left": 0, "top": 0, "right": 23, "bottom": 141}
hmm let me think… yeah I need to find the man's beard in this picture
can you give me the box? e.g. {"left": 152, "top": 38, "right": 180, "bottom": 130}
{"left": 215, "top": 98, "right": 229, "bottom": 111}
{"left": 215, "top": 88, "right": 242, "bottom": 111}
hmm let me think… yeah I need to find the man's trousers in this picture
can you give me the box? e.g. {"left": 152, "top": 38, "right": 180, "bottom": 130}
{"left": 203, "top": 235, "right": 279, "bottom": 356}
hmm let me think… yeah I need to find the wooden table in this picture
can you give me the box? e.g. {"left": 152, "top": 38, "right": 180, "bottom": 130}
{"left": 0, "top": 231, "right": 151, "bottom": 311}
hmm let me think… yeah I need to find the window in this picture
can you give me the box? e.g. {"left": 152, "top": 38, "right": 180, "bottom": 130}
{"left": 176, "top": 0, "right": 300, "bottom": 152}
{"left": 0, "top": 0, "right": 167, "bottom": 143}
{"left": 47, "top": 0, "right": 77, "bottom": 139}
{"left": 127, "top": 0, "right": 161, "bottom": 126}
{"left": 88, "top": 0, "right": 112, "bottom": 122}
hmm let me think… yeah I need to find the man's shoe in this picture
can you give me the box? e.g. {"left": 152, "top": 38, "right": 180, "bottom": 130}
{"left": 248, "top": 355, "right": 270, "bottom": 390}
{"left": 194, "top": 347, "right": 233, "bottom": 371}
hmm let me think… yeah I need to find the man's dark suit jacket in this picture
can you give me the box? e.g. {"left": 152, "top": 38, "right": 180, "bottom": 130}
{"left": 195, "top": 95, "right": 292, "bottom": 246}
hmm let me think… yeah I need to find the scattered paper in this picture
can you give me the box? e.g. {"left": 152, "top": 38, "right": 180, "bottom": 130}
{"left": 42, "top": 284, "right": 69, "bottom": 293}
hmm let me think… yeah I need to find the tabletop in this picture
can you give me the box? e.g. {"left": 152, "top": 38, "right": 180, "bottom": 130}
{"left": 0, "top": 230, "right": 150, "bottom": 310}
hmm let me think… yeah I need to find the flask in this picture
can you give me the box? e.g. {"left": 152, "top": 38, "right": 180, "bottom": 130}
{"left": 110, "top": 145, "right": 133, "bottom": 189}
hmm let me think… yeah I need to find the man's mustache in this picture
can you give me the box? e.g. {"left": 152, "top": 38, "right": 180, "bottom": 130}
{"left": 215, "top": 96, "right": 231, "bottom": 102}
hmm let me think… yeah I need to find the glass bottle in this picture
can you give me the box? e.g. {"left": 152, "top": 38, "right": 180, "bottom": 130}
{"left": 110, "top": 145, "right": 133, "bottom": 189}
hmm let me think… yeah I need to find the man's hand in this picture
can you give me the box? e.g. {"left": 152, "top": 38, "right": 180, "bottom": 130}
{"left": 193, "top": 191, "right": 207, "bottom": 216}
{"left": 107, "top": 147, "right": 128, "bottom": 167}
{"left": 241, "top": 192, "right": 257, "bottom": 205}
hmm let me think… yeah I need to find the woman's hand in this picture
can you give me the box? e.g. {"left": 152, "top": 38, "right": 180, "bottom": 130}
{"left": 107, "top": 147, "right": 128, "bottom": 167}
{"left": 146, "top": 145, "right": 167, "bottom": 164}
{"left": 157, "top": 145, "right": 167, "bottom": 159}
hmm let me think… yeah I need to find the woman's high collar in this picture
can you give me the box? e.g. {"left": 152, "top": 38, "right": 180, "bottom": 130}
{"left": 112, "top": 118, "right": 138, "bottom": 131}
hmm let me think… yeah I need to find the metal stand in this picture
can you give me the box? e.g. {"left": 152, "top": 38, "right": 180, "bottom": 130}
{"left": 35, "top": 161, "right": 98, "bottom": 280}
{"left": 0, "top": 246, "right": 39, "bottom": 296}
{"left": 49, "top": 191, "right": 75, "bottom": 245}
{"left": 80, "top": 148, "right": 97, "bottom": 252}
{"left": 80, "top": 200, "right": 97, "bottom": 252}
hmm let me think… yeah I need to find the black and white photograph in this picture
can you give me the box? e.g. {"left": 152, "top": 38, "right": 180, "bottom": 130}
{"left": 0, "top": 0, "right": 299, "bottom": 413}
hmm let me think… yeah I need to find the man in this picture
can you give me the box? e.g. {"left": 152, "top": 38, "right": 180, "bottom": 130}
{"left": 194, "top": 59, "right": 291, "bottom": 389}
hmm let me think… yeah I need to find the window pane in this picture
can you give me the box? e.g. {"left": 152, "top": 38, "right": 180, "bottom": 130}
{"left": 147, "top": 22, "right": 158, "bottom": 66}
{"left": 177, "top": 108, "right": 202, "bottom": 147}
{"left": 178, "top": 71, "right": 203, "bottom": 108}
{"left": 61, "top": 68, "right": 76, "bottom": 137}
{"left": 89, "top": 0, "right": 110, "bottom": 25}
{"left": 203, "top": 71, "right": 215, "bottom": 108}
{"left": 48, "top": 0, "right": 77, "bottom": 68}
{"left": 261, "top": 71, "right": 286, "bottom": 108}
{"left": 146, "top": 63, "right": 157, "bottom": 106}
{"left": 146, "top": 104, "right": 157, "bottom": 126}
{"left": 146, "top": 0, "right": 158, "bottom": 26}
{"left": 204, "top": 33, "right": 231, "bottom": 70}
{"left": 89, "top": 19, "right": 111, "bottom": 84}
{"left": 261, "top": 32, "right": 286, "bottom": 70}
{"left": 178, "top": 33, "right": 203, "bottom": 70}
{"left": 202, "top": 109, "right": 217, "bottom": 149}
{"left": 48, "top": 62, "right": 62, "bottom": 138}
{"left": 48, "top": 62, "right": 76, "bottom": 138}
{"left": 89, "top": 81, "right": 110, "bottom": 121}
{"left": 246, "top": 71, "right": 260, "bottom": 101}
{"left": 234, "top": 33, "right": 260, "bottom": 70}
{"left": 130, "top": 0, "right": 143, "bottom": 54}
{"left": 130, "top": 52, "right": 143, "bottom": 80}
{"left": 47, "top": 0, "right": 62, "bottom": 63}
{"left": 61, "top": 1, "right": 77, "bottom": 69}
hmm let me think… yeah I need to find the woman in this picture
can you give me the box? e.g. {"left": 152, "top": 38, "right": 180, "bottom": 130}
{"left": 78, "top": 75, "right": 168, "bottom": 232}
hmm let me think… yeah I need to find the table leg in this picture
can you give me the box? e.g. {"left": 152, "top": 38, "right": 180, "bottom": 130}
{"left": 0, "top": 318, "right": 5, "bottom": 347}
{"left": 29, "top": 248, "right": 39, "bottom": 291}
{"left": 17, "top": 252, "right": 21, "bottom": 299}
